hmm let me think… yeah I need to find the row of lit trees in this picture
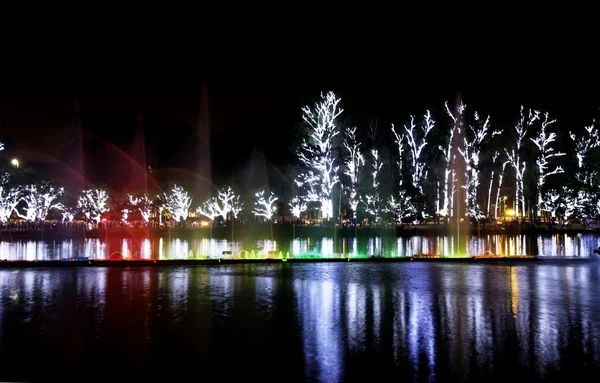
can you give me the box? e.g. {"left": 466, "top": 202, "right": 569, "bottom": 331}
{"left": 291, "top": 91, "right": 600, "bottom": 223}
{"left": 3, "top": 92, "right": 600, "bottom": 224}
{"left": 0, "top": 157, "right": 286, "bottom": 225}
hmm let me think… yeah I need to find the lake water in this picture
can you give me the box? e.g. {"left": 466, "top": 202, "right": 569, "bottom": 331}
{"left": 1, "top": 232, "right": 600, "bottom": 260}
{"left": 1, "top": 261, "right": 599, "bottom": 381}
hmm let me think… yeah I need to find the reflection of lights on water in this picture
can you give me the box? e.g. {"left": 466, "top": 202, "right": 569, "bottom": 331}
{"left": 2, "top": 232, "right": 600, "bottom": 261}
{"left": 296, "top": 278, "right": 343, "bottom": 382}
{"left": 140, "top": 239, "right": 151, "bottom": 259}
{"left": 292, "top": 239, "right": 301, "bottom": 256}
{"left": 83, "top": 239, "right": 105, "bottom": 259}
{"left": 408, "top": 292, "right": 436, "bottom": 377}
{"left": 534, "top": 266, "right": 560, "bottom": 367}
{"left": 170, "top": 239, "right": 189, "bottom": 259}
{"left": 199, "top": 238, "right": 209, "bottom": 257}
{"left": 510, "top": 267, "right": 519, "bottom": 318}
{"left": 121, "top": 239, "right": 129, "bottom": 259}
{"left": 395, "top": 238, "right": 404, "bottom": 257}
{"left": 321, "top": 238, "right": 334, "bottom": 257}
{"left": 368, "top": 238, "right": 382, "bottom": 256}
{"left": 372, "top": 285, "right": 381, "bottom": 345}
{"left": 346, "top": 283, "right": 365, "bottom": 352}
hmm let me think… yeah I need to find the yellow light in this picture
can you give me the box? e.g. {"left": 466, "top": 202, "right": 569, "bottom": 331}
{"left": 11, "top": 159, "right": 19, "bottom": 168}
{"left": 200, "top": 220, "right": 209, "bottom": 227}
{"left": 506, "top": 209, "right": 515, "bottom": 216}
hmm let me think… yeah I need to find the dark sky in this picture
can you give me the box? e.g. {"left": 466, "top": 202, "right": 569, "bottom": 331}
{"left": 1, "top": 29, "right": 599, "bottom": 192}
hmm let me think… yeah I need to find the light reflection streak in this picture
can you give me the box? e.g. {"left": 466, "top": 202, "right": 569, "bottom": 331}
{"left": 321, "top": 238, "right": 334, "bottom": 257}
{"left": 392, "top": 290, "right": 407, "bottom": 364}
{"left": 140, "top": 239, "right": 151, "bottom": 259}
{"left": 169, "top": 269, "right": 189, "bottom": 323}
{"left": 121, "top": 239, "right": 129, "bottom": 259}
{"left": 346, "top": 283, "right": 365, "bottom": 353}
{"left": 510, "top": 267, "right": 519, "bottom": 318}
{"left": 367, "top": 237, "right": 382, "bottom": 256}
{"left": 0, "top": 232, "right": 598, "bottom": 261}
{"left": 372, "top": 284, "right": 381, "bottom": 347}
{"left": 296, "top": 278, "right": 342, "bottom": 382}
{"left": 531, "top": 266, "right": 560, "bottom": 372}
{"left": 408, "top": 292, "right": 436, "bottom": 379}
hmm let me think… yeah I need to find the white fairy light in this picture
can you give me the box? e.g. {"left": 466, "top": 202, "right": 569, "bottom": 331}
{"left": 505, "top": 106, "right": 538, "bottom": 217}
{"left": 17, "top": 183, "right": 64, "bottom": 221}
{"left": 77, "top": 189, "right": 110, "bottom": 223}
{"left": 289, "top": 196, "right": 307, "bottom": 219}
{"left": 128, "top": 193, "right": 153, "bottom": 222}
{"left": 343, "top": 126, "right": 364, "bottom": 218}
{"left": 197, "top": 186, "right": 243, "bottom": 221}
{"left": 458, "top": 109, "right": 499, "bottom": 219}
{"left": 253, "top": 189, "right": 278, "bottom": 220}
{"left": 530, "top": 112, "right": 565, "bottom": 216}
{"left": 162, "top": 185, "right": 192, "bottom": 223}
{"left": 295, "top": 91, "right": 342, "bottom": 220}
{"left": 0, "top": 185, "right": 21, "bottom": 223}
{"left": 402, "top": 110, "right": 435, "bottom": 194}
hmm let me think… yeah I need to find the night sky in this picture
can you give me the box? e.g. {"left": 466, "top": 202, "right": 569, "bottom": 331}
{"left": 1, "top": 30, "right": 599, "bottom": 194}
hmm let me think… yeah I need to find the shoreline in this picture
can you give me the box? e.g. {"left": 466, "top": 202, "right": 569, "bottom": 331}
{"left": 0, "top": 224, "right": 596, "bottom": 240}
{"left": 0, "top": 256, "right": 543, "bottom": 268}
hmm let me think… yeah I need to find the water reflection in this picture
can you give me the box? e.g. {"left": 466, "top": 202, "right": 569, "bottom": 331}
{"left": 0, "top": 263, "right": 599, "bottom": 380}
{"left": 0, "top": 233, "right": 600, "bottom": 261}
{"left": 295, "top": 278, "right": 343, "bottom": 382}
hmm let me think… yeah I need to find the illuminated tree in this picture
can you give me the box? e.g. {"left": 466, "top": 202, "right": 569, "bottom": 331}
{"left": 121, "top": 208, "right": 130, "bottom": 223}
{"left": 295, "top": 91, "right": 342, "bottom": 220}
{"left": 389, "top": 122, "right": 414, "bottom": 220}
{"left": 162, "top": 185, "right": 192, "bottom": 223}
{"left": 197, "top": 186, "right": 243, "bottom": 221}
{"left": 361, "top": 149, "right": 384, "bottom": 221}
{"left": 506, "top": 106, "right": 537, "bottom": 218}
{"left": 77, "top": 189, "right": 109, "bottom": 224}
{"left": 154, "top": 194, "right": 167, "bottom": 225}
{"left": 401, "top": 111, "right": 435, "bottom": 194}
{"left": 17, "top": 183, "right": 64, "bottom": 221}
{"left": 128, "top": 193, "right": 153, "bottom": 222}
{"left": 530, "top": 112, "right": 565, "bottom": 216}
{"left": 544, "top": 189, "right": 562, "bottom": 218}
{"left": 0, "top": 185, "right": 21, "bottom": 223}
{"left": 289, "top": 196, "right": 307, "bottom": 219}
{"left": 458, "top": 110, "right": 500, "bottom": 219}
{"left": 562, "top": 186, "right": 586, "bottom": 219}
{"left": 253, "top": 189, "right": 278, "bottom": 220}
{"left": 494, "top": 160, "right": 509, "bottom": 220}
{"left": 61, "top": 207, "right": 75, "bottom": 223}
{"left": 230, "top": 193, "right": 244, "bottom": 219}
{"left": 570, "top": 120, "right": 600, "bottom": 186}
{"left": 487, "top": 151, "right": 499, "bottom": 216}
{"left": 439, "top": 101, "right": 464, "bottom": 217}
{"left": 343, "top": 126, "right": 364, "bottom": 218}
{"left": 196, "top": 199, "right": 220, "bottom": 221}
{"left": 360, "top": 121, "right": 384, "bottom": 222}
{"left": 391, "top": 122, "right": 404, "bottom": 190}
{"left": 385, "top": 194, "right": 415, "bottom": 221}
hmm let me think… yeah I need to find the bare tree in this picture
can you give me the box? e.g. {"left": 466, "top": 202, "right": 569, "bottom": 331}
{"left": 505, "top": 106, "right": 538, "bottom": 217}
{"left": 530, "top": 112, "right": 565, "bottom": 216}
{"left": 295, "top": 91, "right": 343, "bottom": 220}
{"left": 440, "top": 101, "right": 465, "bottom": 217}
